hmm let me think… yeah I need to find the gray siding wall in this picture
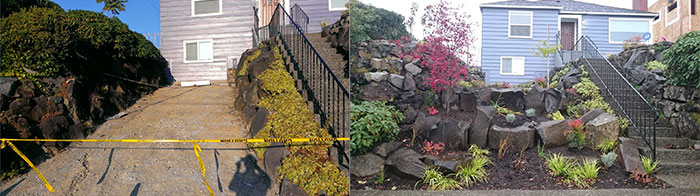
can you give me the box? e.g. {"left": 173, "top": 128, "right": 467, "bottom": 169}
{"left": 161, "top": 0, "right": 255, "bottom": 81}
{"left": 581, "top": 14, "right": 654, "bottom": 56}
{"left": 289, "top": 0, "right": 344, "bottom": 33}
{"left": 481, "top": 8, "right": 558, "bottom": 85}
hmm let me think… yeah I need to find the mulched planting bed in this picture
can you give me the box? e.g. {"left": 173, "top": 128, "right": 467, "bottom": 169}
{"left": 351, "top": 145, "right": 671, "bottom": 190}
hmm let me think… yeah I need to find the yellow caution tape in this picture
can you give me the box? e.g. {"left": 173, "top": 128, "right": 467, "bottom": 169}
{"left": 0, "top": 137, "right": 348, "bottom": 194}
{"left": 0, "top": 137, "right": 349, "bottom": 143}
{"left": 193, "top": 142, "right": 214, "bottom": 196}
{"left": 1, "top": 140, "right": 54, "bottom": 192}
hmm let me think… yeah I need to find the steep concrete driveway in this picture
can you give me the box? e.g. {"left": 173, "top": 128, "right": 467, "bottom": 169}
{"left": 1, "top": 85, "right": 271, "bottom": 195}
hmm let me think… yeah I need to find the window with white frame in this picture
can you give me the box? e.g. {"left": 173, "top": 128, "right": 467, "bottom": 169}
{"left": 609, "top": 18, "right": 651, "bottom": 43}
{"left": 665, "top": 0, "right": 679, "bottom": 26}
{"left": 508, "top": 11, "right": 533, "bottom": 38}
{"left": 192, "top": 0, "right": 221, "bottom": 16}
{"left": 184, "top": 40, "right": 213, "bottom": 62}
{"left": 329, "top": 0, "right": 349, "bottom": 11}
{"left": 500, "top": 56, "right": 525, "bottom": 75}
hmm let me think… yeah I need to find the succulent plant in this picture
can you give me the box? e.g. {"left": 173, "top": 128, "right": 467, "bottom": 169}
{"left": 601, "top": 152, "right": 618, "bottom": 167}
{"left": 506, "top": 114, "right": 516, "bottom": 123}
{"left": 526, "top": 108, "right": 536, "bottom": 118}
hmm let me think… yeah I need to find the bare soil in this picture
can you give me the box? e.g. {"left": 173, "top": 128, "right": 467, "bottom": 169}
{"left": 351, "top": 146, "right": 671, "bottom": 191}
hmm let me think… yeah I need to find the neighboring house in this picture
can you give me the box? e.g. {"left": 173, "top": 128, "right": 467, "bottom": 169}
{"left": 479, "top": 0, "right": 657, "bottom": 84}
{"left": 649, "top": 0, "right": 699, "bottom": 42}
{"left": 161, "top": 0, "right": 346, "bottom": 82}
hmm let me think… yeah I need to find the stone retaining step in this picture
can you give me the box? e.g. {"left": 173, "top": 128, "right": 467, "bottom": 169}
{"left": 628, "top": 126, "right": 678, "bottom": 137}
{"left": 654, "top": 160, "right": 700, "bottom": 175}
{"left": 638, "top": 146, "right": 700, "bottom": 161}
{"left": 632, "top": 136, "right": 691, "bottom": 148}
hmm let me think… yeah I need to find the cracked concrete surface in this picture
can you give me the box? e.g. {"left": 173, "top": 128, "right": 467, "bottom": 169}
{"left": 1, "top": 85, "right": 273, "bottom": 195}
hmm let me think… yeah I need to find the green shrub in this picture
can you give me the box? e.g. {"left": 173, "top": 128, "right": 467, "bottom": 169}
{"left": 601, "top": 152, "right": 617, "bottom": 167}
{"left": 645, "top": 60, "right": 667, "bottom": 70}
{"left": 546, "top": 153, "right": 572, "bottom": 177}
{"left": 525, "top": 108, "right": 536, "bottom": 118}
{"left": 663, "top": 31, "right": 700, "bottom": 88}
{"left": 452, "top": 145, "right": 491, "bottom": 186}
{"left": 419, "top": 167, "right": 461, "bottom": 190}
{"left": 595, "top": 139, "right": 618, "bottom": 153}
{"left": 1, "top": 0, "right": 62, "bottom": 17}
{"left": 350, "top": 101, "right": 404, "bottom": 154}
{"left": 641, "top": 156, "right": 659, "bottom": 174}
{"left": 1, "top": 7, "right": 168, "bottom": 84}
{"left": 349, "top": 0, "right": 408, "bottom": 45}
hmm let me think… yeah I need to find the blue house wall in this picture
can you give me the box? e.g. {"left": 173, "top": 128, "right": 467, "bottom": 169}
{"left": 481, "top": 8, "right": 654, "bottom": 85}
{"left": 481, "top": 8, "right": 559, "bottom": 85}
{"left": 582, "top": 14, "right": 653, "bottom": 56}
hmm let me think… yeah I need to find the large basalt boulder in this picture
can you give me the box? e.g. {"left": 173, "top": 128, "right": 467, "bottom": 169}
{"left": 525, "top": 85, "right": 546, "bottom": 116}
{"left": 403, "top": 107, "right": 418, "bottom": 125}
{"left": 364, "top": 71, "right": 389, "bottom": 82}
{"left": 584, "top": 113, "right": 620, "bottom": 147}
{"left": 280, "top": 178, "right": 306, "bottom": 196}
{"left": 403, "top": 74, "right": 416, "bottom": 91}
{"left": 350, "top": 153, "right": 384, "bottom": 177}
{"left": 440, "top": 87, "right": 459, "bottom": 111}
{"left": 373, "top": 141, "right": 402, "bottom": 158}
{"left": 429, "top": 120, "right": 469, "bottom": 150}
{"left": 469, "top": 106, "right": 496, "bottom": 148}
{"left": 249, "top": 109, "right": 269, "bottom": 136}
{"left": 544, "top": 88, "right": 563, "bottom": 114}
{"left": 458, "top": 91, "right": 477, "bottom": 112}
{"left": 488, "top": 122, "right": 535, "bottom": 150}
{"left": 0, "top": 77, "right": 18, "bottom": 97}
{"left": 536, "top": 120, "right": 569, "bottom": 147}
{"left": 405, "top": 63, "right": 422, "bottom": 76}
{"left": 385, "top": 148, "right": 426, "bottom": 180}
{"left": 477, "top": 88, "right": 491, "bottom": 105}
{"left": 617, "top": 137, "right": 644, "bottom": 173}
{"left": 580, "top": 109, "right": 604, "bottom": 124}
{"left": 412, "top": 112, "right": 439, "bottom": 138}
{"left": 358, "top": 81, "right": 399, "bottom": 101}
{"left": 424, "top": 155, "right": 472, "bottom": 173}
{"left": 490, "top": 88, "right": 525, "bottom": 113}
{"left": 264, "top": 146, "right": 290, "bottom": 184}
{"left": 389, "top": 74, "right": 405, "bottom": 89}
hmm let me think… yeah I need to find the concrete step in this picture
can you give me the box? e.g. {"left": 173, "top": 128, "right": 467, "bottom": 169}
{"left": 639, "top": 146, "right": 700, "bottom": 161}
{"left": 654, "top": 160, "right": 700, "bottom": 175}
{"left": 632, "top": 136, "right": 692, "bottom": 148}
{"left": 628, "top": 126, "right": 678, "bottom": 137}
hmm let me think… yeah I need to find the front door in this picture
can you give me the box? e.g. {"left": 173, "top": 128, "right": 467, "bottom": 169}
{"left": 561, "top": 22, "right": 575, "bottom": 50}
{"left": 259, "top": 0, "right": 282, "bottom": 27}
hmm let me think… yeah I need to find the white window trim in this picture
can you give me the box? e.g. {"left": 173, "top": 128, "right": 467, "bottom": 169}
{"left": 183, "top": 39, "right": 215, "bottom": 63}
{"left": 557, "top": 15, "right": 583, "bottom": 41}
{"left": 608, "top": 17, "right": 653, "bottom": 44}
{"left": 653, "top": 11, "right": 662, "bottom": 24}
{"left": 665, "top": 1, "right": 680, "bottom": 26}
{"left": 508, "top": 11, "right": 533, "bottom": 39}
{"left": 328, "top": 0, "right": 347, "bottom": 11}
{"left": 192, "top": 0, "right": 223, "bottom": 17}
{"left": 500, "top": 56, "right": 525, "bottom": 76}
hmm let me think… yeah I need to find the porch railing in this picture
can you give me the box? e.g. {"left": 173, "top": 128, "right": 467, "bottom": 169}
{"left": 570, "top": 35, "right": 657, "bottom": 161}
{"left": 254, "top": 4, "right": 350, "bottom": 166}
{"left": 291, "top": 4, "right": 309, "bottom": 33}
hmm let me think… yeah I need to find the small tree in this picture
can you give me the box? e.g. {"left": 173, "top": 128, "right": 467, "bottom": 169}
{"left": 532, "top": 40, "right": 561, "bottom": 82}
{"left": 97, "top": 0, "right": 128, "bottom": 15}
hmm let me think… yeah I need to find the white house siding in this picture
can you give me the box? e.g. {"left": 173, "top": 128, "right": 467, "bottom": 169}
{"left": 161, "top": 0, "right": 255, "bottom": 81}
{"left": 481, "top": 8, "right": 559, "bottom": 85}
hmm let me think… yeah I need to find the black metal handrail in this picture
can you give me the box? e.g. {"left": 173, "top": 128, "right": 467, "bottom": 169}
{"left": 291, "top": 4, "right": 309, "bottom": 33}
{"left": 254, "top": 4, "right": 350, "bottom": 166}
{"left": 570, "top": 35, "right": 657, "bottom": 161}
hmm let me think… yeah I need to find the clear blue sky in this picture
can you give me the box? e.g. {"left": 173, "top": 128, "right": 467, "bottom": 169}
{"left": 53, "top": 0, "right": 160, "bottom": 34}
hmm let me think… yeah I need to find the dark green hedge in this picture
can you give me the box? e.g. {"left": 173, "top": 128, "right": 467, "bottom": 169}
{"left": 1, "top": 7, "right": 168, "bottom": 85}
{"left": 349, "top": 0, "right": 408, "bottom": 45}
{"left": 663, "top": 31, "right": 700, "bottom": 88}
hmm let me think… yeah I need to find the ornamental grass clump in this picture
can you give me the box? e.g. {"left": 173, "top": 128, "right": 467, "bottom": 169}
{"left": 547, "top": 153, "right": 572, "bottom": 177}
{"left": 419, "top": 167, "right": 461, "bottom": 190}
{"left": 641, "top": 156, "right": 659, "bottom": 174}
{"left": 564, "top": 118, "right": 586, "bottom": 149}
{"left": 452, "top": 145, "right": 491, "bottom": 186}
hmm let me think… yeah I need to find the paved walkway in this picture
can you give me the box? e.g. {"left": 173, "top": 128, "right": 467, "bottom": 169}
{"left": 1, "top": 85, "right": 272, "bottom": 195}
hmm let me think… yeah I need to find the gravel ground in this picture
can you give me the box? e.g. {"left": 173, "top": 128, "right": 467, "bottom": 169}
{"left": 1, "top": 85, "right": 273, "bottom": 195}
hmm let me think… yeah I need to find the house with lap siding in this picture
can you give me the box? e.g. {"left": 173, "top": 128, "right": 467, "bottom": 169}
{"left": 479, "top": 0, "right": 657, "bottom": 84}
{"left": 161, "top": 0, "right": 347, "bottom": 82}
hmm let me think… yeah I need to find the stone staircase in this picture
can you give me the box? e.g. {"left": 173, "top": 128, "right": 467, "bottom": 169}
{"left": 631, "top": 119, "right": 700, "bottom": 175}
{"left": 580, "top": 57, "right": 700, "bottom": 175}
{"left": 305, "top": 32, "right": 349, "bottom": 87}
